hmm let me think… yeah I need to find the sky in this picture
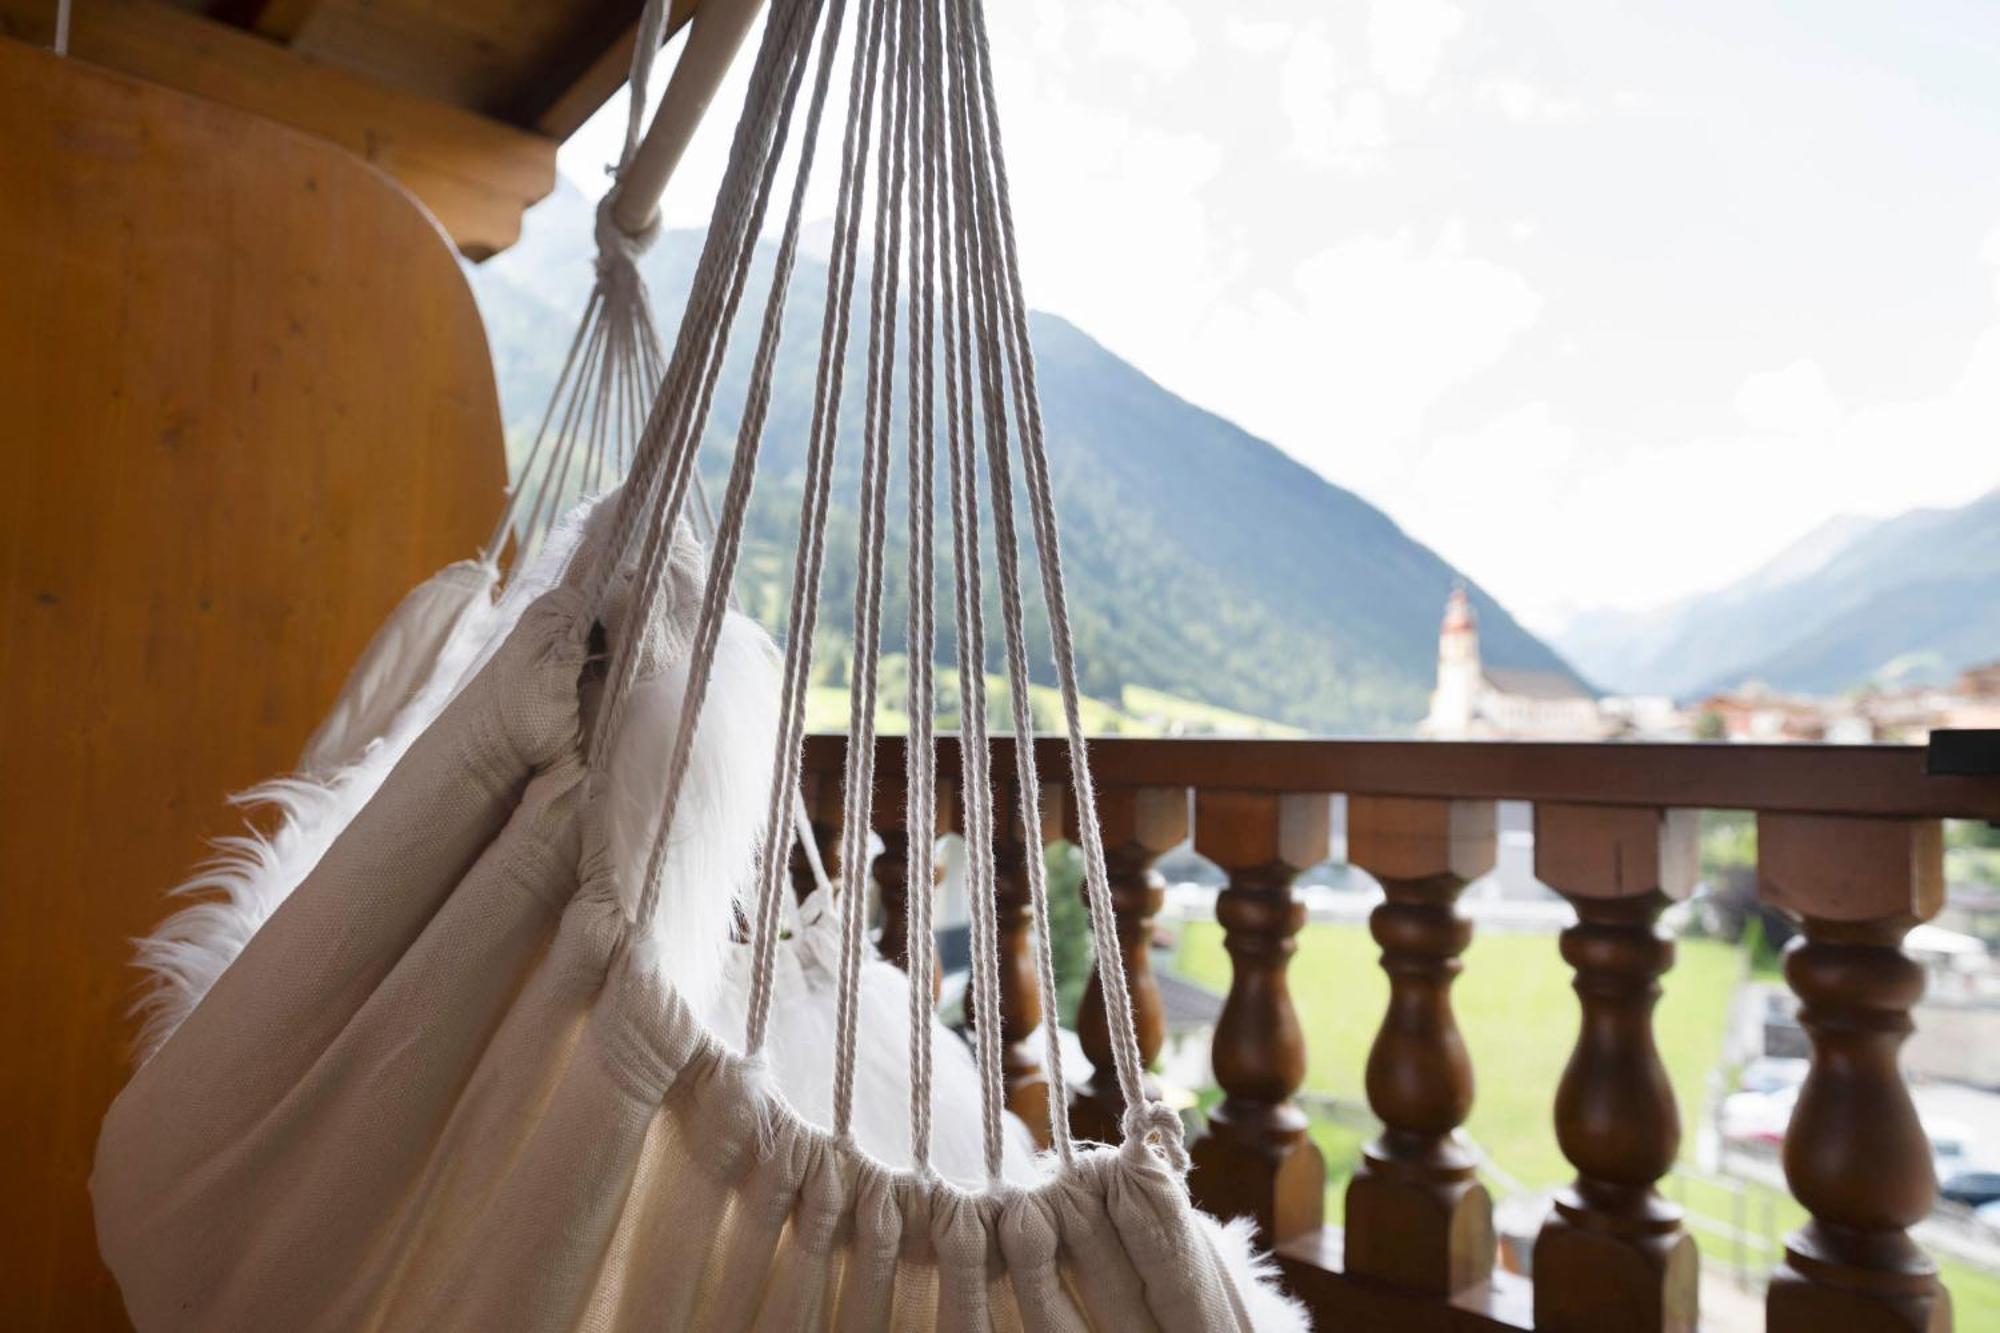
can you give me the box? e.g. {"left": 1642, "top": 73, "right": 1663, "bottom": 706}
{"left": 558, "top": 0, "right": 2000, "bottom": 630}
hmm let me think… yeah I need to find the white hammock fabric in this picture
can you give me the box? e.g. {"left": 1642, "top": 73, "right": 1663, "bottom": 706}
{"left": 128, "top": 489, "right": 1037, "bottom": 1178}
{"left": 296, "top": 558, "right": 501, "bottom": 778}
{"left": 96, "top": 0, "right": 1308, "bottom": 1323}
{"left": 95, "top": 555, "right": 1288, "bottom": 1331}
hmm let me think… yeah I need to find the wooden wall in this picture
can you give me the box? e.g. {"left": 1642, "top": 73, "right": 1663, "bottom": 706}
{"left": 0, "top": 38, "right": 502, "bottom": 1327}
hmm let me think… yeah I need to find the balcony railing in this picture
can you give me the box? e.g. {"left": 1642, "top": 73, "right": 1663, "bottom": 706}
{"left": 796, "top": 733, "right": 2000, "bottom": 1332}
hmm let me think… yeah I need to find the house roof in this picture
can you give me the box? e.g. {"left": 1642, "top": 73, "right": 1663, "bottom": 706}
{"left": 1484, "top": 667, "right": 1592, "bottom": 703}
{"left": 1153, "top": 967, "right": 1225, "bottom": 1032}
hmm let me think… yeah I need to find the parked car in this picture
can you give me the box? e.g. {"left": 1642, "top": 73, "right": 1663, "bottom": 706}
{"left": 1941, "top": 1169, "right": 2000, "bottom": 1209}
{"left": 1719, "top": 1084, "right": 1797, "bottom": 1149}
{"left": 1926, "top": 1118, "right": 1979, "bottom": 1184}
{"left": 1737, "top": 1057, "right": 1808, "bottom": 1095}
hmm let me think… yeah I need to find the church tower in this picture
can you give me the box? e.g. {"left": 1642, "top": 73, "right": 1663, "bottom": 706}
{"left": 1424, "top": 583, "right": 1483, "bottom": 736}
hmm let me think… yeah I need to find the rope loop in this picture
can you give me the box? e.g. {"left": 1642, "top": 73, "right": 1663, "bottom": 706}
{"left": 596, "top": 187, "right": 663, "bottom": 274}
{"left": 1121, "top": 1101, "right": 1191, "bottom": 1173}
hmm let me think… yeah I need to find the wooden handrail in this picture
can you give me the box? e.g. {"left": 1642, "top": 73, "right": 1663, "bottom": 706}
{"left": 801, "top": 734, "right": 2000, "bottom": 820}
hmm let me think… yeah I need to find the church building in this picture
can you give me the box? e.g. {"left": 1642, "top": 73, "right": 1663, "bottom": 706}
{"left": 1421, "top": 585, "right": 1602, "bottom": 739}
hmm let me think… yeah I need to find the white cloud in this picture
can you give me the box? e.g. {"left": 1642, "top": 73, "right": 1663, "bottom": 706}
{"left": 1281, "top": 28, "right": 1389, "bottom": 169}
{"left": 1368, "top": 0, "right": 1465, "bottom": 97}
{"left": 1292, "top": 222, "right": 1544, "bottom": 445}
{"left": 1439, "top": 302, "right": 2000, "bottom": 620}
{"left": 1224, "top": 18, "right": 1295, "bottom": 55}
{"left": 1088, "top": 0, "right": 1198, "bottom": 78}
{"left": 1393, "top": 402, "right": 1582, "bottom": 609}
{"left": 1483, "top": 78, "right": 1582, "bottom": 123}
{"left": 1735, "top": 359, "right": 1842, "bottom": 435}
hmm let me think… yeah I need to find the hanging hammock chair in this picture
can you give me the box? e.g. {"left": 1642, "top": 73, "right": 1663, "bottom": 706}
{"left": 124, "top": 0, "right": 1022, "bottom": 1192}
{"left": 94, "top": 0, "right": 1309, "bottom": 1326}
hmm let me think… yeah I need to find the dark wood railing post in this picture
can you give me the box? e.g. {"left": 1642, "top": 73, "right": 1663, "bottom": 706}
{"left": 1068, "top": 785, "right": 1185, "bottom": 1145}
{"left": 962, "top": 772, "right": 1065, "bottom": 1149}
{"left": 788, "top": 769, "right": 843, "bottom": 905}
{"left": 1760, "top": 813, "right": 1952, "bottom": 1333}
{"left": 1531, "top": 803, "right": 1700, "bottom": 1333}
{"left": 1343, "top": 795, "right": 1498, "bottom": 1298}
{"left": 872, "top": 789, "right": 914, "bottom": 970}
{"left": 1187, "top": 790, "right": 1330, "bottom": 1246}
{"left": 872, "top": 761, "right": 955, "bottom": 986}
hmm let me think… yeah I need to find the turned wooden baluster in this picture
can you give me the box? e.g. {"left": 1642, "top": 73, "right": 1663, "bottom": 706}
{"left": 962, "top": 773, "right": 1064, "bottom": 1148}
{"left": 1532, "top": 803, "right": 1701, "bottom": 1333}
{"left": 1760, "top": 813, "right": 1952, "bottom": 1333}
{"left": 872, "top": 801, "right": 914, "bottom": 968}
{"left": 1187, "top": 790, "right": 1330, "bottom": 1245}
{"left": 1067, "top": 785, "right": 1185, "bottom": 1145}
{"left": 788, "top": 769, "right": 844, "bottom": 906}
{"left": 1344, "top": 795, "right": 1497, "bottom": 1297}
{"left": 872, "top": 766, "right": 955, "bottom": 988}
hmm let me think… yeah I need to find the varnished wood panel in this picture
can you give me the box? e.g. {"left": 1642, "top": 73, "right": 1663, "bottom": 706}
{"left": 277, "top": 0, "right": 702, "bottom": 136}
{"left": 222, "top": 0, "right": 707, "bottom": 141}
{"left": 0, "top": 0, "right": 558, "bottom": 257}
{"left": 0, "top": 40, "right": 502, "bottom": 1327}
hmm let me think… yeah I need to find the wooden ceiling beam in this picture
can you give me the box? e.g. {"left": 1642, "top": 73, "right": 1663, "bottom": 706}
{"left": 1, "top": 0, "right": 556, "bottom": 258}
{"left": 204, "top": 0, "right": 323, "bottom": 43}
{"left": 526, "top": 0, "right": 701, "bottom": 141}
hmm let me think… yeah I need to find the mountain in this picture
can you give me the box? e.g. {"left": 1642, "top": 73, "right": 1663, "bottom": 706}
{"left": 466, "top": 181, "right": 1587, "bottom": 733}
{"left": 1554, "top": 492, "right": 2000, "bottom": 698}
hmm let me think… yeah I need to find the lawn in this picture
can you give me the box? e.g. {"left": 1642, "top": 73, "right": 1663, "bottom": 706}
{"left": 1176, "top": 918, "right": 1742, "bottom": 1194}
{"left": 1175, "top": 919, "right": 2000, "bottom": 1327}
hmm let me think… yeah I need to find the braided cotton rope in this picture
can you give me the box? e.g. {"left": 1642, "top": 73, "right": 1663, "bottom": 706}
{"left": 829, "top": 0, "right": 912, "bottom": 1145}
{"left": 738, "top": 0, "right": 885, "bottom": 1054}
{"left": 619, "top": 0, "right": 673, "bottom": 169}
{"left": 618, "top": 0, "right": 841, "bottom": 933}
{"left": 929, "top": 0, "right": 1008, "bottom": 1175}
{"left": 956, "top": 0, "right": 1176, "bottom": 1158}
{"left": 615, "top": 0, "right": 902, "bottom": 953}
{"left": 934, "top": 0, "right": 1080, "bottom": 1163}
{"left": 481, "top": 287, "right": 601, "bottom": 563}
{"left": 589, "top": 0, "right": 826, "bottom": 761}
{"left": 900, "top": 0, "right": 940, "bottom": 1173}
{"left": 592, "top": 0, "right": 1171, "bottom": 1179}
{"left": 483, "top": 0, "right": 672, "bottom": 574}
{"left": 584, "top": 0, "right": 818, "bottom": 645}
{"left": 597, "top": 3, "right": 806, "bottom": 576}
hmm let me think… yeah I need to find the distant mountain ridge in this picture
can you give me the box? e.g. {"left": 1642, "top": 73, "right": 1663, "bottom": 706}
{"left": 1554, "top": 490, "right": 2000, "bottom": 698}
{"left": 468, "top": 181, "right": 1587, "bottom": 732}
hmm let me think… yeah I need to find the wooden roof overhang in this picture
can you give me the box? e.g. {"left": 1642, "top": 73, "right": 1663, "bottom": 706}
{"left": 0, "top": 0, "right": 708, "bottom": 257}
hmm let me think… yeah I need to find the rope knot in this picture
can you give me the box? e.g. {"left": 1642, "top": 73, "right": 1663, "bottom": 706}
{"left": 1121, "top": 1101, "right": 1190, "bottom": 1173}
{"left": 595, "top": 186, "right": 662, "bottom": 277}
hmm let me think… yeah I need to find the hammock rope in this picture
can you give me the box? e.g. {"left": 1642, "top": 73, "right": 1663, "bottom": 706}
{"left": 586, "top": 0, "right": 1178, "bottom": 1174}
{"left": 928, "top": 0, "right": 1007, "bottom": 1180}
{"left": 900, "top": 0, "right": 940, "bottom": 1172}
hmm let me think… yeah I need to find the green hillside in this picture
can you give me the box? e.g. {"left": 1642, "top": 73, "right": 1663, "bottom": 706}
{"left": 1557, "top": 490, "right": 2000, "bottom": 697}
{"left": 469, "top": 185, "right": 1587, "bottom": 733}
